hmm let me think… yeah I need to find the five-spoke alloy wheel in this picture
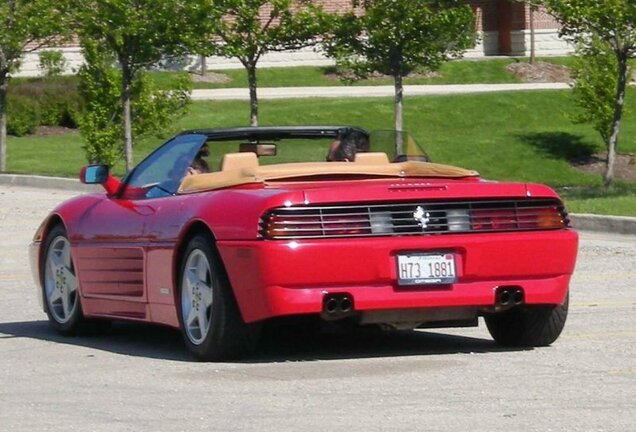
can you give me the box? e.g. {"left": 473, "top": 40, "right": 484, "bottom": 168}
{"left": 178, "top": 233, "right": 258, "bottom": 361}
{"left": 181, "top": 249, "right": 214, "bottom": 345}
{"left": 42, "top": 225, "right": 86, "bottom": 333}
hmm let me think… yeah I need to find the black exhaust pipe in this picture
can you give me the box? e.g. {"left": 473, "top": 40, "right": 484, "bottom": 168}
{"left": 495, "top": 287, "right": 524, "bottom": 308}
{"left": 340, "top": 296, "right": 353, "bottom": 313}
{"left": 322, "top": 294, "right": 355, "bottom": 319}
{"left": 499, "top": 289, "right": 511, "bottom": 306}
{"left": 512, "top": 289, "right": 524, "bottom": 305}
{"left": 325, "top": 297, "right": 339, "bottom": 314}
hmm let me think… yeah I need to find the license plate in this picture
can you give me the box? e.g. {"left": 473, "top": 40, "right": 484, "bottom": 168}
{"left": 397, "top": 253, "right": 457, "bottom": 285}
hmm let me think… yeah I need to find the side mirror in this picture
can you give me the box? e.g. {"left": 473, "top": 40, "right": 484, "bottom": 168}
{"left": 80, "top": 164, "right": 109, "bottom": 184}
{"left": 79, "top": 165, "right": 121, "bottom": 196}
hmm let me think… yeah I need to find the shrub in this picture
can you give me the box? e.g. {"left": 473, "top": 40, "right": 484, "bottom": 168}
{"left": 7, "top": 96, "right": 39, "bottom": 136}
{"left": 8, "top": 76, "right": 82, "bottom": 131}
{"left": 38, "top": 50, "right": 68, "bottom": 77}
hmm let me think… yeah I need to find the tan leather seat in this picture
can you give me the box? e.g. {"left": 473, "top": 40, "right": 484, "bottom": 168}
{"left": 354, "top": 152, "right": 390, "bottom": 164}
{"left": 220, "top": 152, "right": 259, "bottom": 171}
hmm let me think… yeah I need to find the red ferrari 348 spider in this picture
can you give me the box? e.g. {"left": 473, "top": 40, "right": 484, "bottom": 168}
{"left": 30, "top": 126, "right": 578, "bottom": 360}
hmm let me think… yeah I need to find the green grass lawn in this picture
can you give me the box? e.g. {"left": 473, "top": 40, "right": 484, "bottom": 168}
{"left": 150, "top": 57, "right": 533, "bottom": 89}
{"left": 14, "top": 56, "right": 633, "bottom": 91}
{"left": 153, "top": 56, "right": 636, "bottom": 89}
{"left": 6, "top": 89, "right": 636, "bottom": 216}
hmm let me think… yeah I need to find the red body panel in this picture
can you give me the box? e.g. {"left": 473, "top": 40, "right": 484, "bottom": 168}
{"left": 32, "top": 177, "right": 578, "bottom": 328}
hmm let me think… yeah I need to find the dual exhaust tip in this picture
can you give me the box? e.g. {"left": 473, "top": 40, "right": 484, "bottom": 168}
{"left": 496, "top": 287, "right": 525, "bottom": 307}
{"left": 323, "top": 294, "right": 354, "bottom": 318}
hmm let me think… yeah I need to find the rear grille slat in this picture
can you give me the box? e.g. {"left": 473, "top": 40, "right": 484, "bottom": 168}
{"left": 260, "top": 199, "right": 569, "bottom": 239}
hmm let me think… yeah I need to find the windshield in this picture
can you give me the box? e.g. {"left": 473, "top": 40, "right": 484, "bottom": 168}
{"left": 368, "top": 130, "right": 429, "bottom": 162}
{"left": 201, "top": 129, "right": 429, "bottom": 169}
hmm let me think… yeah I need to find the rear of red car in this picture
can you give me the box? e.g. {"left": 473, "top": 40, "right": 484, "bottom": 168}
{"left": 216, "top": 177, "right": 577, "bottom": 347}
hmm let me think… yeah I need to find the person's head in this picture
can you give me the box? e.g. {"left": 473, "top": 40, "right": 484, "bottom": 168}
{"left": 326, "top": 129, "right": 370, "bottom": 162}
{"left": 197, "top": 143, "right": 210, "bottom": 158}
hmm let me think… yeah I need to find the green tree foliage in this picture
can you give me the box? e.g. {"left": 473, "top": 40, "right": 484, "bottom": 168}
{"left": 324, "top": 0, "right": 474, "bottom": 133}
{"left": 73, "top": 0, "right": 203, "bottom": 170}
{"left": 38, "top": 50, "right": 68, "bottom": 77}
{"left": 0, "top": 0, "right": 69, "bottom": 172}
{"left": 78, "top": 41, "right": 191, "bottom": 167}
{"left": 536, "top": 0, "right": 636, "bottom": 187}
{"left": 570, "top": 37, "right": 623, "bottom": 148}
{"left": 204, "top": 0, "right": 329, "bottom": 126}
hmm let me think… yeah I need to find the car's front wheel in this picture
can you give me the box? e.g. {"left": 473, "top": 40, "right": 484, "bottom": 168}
{"left": 178, "top": 233, "right": 258, "bottom": 361}
{"left": 42, "top": 224, "right": 86, "bottom": 334}
{"left": 485, "top": 293, "right": 569, "bottom": 347}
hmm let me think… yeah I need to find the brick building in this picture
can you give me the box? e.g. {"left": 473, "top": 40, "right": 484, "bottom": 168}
{"left": 312, "top": 0, "right": 567, "bottom": 57}
{"left": 467, "top": 0, "right": 566, "bottom": 56}
{"left": 15, "top": 0, "right": 569, "bottom": 77}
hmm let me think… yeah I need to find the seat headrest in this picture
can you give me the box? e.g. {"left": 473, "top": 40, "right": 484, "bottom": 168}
{"left": 220, "top": 152, "right": 259, "bottom": 171}
{"left": 354, "top": 152, "right": 390, "bottom": 164}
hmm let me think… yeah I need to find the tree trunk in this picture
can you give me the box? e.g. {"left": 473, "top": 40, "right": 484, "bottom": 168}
{"left": 394, "top": 72, "right": 403, "bottom": 132}
{"left": 122, "top": 64, "right": 134, "bottom": 171}
{"left": 200, "top": 55, "right": 207, "bottom": 77}
{"left": 393, "top": 70, "right": 404, "bottom": 155}
{"left": 604, "top": 54, "right": 629, "bottom": 188}
{"left": 247, "top": 64, "right": 258, "bottom": 127}
{"left": 0, "top": 75, "right": 7, "bottom": 172}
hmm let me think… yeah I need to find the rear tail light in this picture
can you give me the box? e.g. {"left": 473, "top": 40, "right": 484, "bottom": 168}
{"left": 262, "top": 214, "right": 372, "bottom": 238}
{"left": 471, "top": 209, "right": 517, "bottom": 231}
{"left": 263, "top": 215, "right": 323, "bottom": 238}
{"left": 472, "top": 206, "right": 565, "bottom": 232}
{"left": 517, "top": 206, "right": 566, "bottom": 229}
{"left": 260, "top": 199, "right": 569, "bottom": 240}
{"left": 322, "top": 215, "right": 371, "bottom": 236}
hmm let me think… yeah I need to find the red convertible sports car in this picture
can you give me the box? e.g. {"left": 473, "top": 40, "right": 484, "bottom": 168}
{"left": 30, "top": 126, "right": 578, "bottom": 360}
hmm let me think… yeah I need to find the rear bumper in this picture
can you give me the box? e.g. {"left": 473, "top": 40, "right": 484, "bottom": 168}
{"left": 218, "top": 230, "right": 578, "bottom": 323}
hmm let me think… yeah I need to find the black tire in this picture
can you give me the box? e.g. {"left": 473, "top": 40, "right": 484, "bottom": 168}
{"left": 177, "top": 233, "right": 259, "bottom": 361}
{"left": 485, "top": 293, "right": 569, "bottom": 347}
{"left": 41, "top": 224, "right": 87, "bottom": 334}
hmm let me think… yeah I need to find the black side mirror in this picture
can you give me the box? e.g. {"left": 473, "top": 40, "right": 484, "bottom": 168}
{"left": 80, "top": 164, "right": 109, "bottom": 184}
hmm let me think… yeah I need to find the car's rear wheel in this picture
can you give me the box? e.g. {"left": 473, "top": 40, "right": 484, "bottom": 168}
{"left": 178, "top": 233, "right": 258, "bottom": 361}
{"left": 42, "top": 225, "right": 87, "bottom": 334}
{"left": 485, "top": 293, "right": 569, "bottom": 347}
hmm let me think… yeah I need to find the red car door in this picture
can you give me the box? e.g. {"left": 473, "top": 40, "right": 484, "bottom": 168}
{"left": 73, "top": 195, "right": 156, "bottom": 319}
{"left": 75, "top": 134, "right": 207, "bottom": 320}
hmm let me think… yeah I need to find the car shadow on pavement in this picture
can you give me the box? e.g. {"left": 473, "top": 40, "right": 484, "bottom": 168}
{"left": 0, "top": 320, "right": 191, "bottom": 362}
{"left": 248, "top": 323, "right": 530, "bottom": 363}
{"left": 0, "top": 319, "right": 530, "bottom": 363}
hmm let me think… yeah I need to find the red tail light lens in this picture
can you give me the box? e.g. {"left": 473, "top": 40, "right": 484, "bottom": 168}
{"left": 471, "top": 209, "right": 516, "bottom": 231}
{"left": 472, "top": 206, "right": 565, "bottom": 231}
{"left": 263, "top": 214, "right": 371, "bottom": 238}
{"left": 321, "top": 215, "right": 371, "bottom": 236}
{"left": 264, "top": 215, "right": 323, "bottom": 238}
{"left": 517, "top": 206, "right": 566, "bottom": 229}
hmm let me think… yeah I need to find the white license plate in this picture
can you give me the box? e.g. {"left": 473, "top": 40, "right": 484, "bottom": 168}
{"left": 397, "top": 253, "right": 457, "bottom": 285}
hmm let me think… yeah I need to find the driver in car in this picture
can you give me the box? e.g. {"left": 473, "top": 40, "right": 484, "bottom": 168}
{"left": 188, "top": 143, "right": 211, "bottom": 175}
{"left": 326, "top": 129, "right": 369, "bottom": 162}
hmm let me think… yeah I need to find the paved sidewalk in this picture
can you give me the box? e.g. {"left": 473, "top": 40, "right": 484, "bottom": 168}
{"left": 191, "top": 83, "right": 570, "bottom": 101}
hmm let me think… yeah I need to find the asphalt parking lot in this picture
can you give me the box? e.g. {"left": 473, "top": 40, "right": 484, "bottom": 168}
{"left": 0, "top": 184, "right": 634, "bottom": 432}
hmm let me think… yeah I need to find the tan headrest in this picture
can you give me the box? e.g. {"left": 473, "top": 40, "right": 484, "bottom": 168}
{"left": 220, "top": 152, "right": 259, "bottom": 171}
{"left": 354, "top": 152, "right": 389, "bottom": 164}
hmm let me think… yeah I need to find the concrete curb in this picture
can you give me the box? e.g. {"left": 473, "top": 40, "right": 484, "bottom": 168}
{"left": 0, "top": 173, "right": 99, "bottom": 192}
{"left": 1, "top": 173, "right": 634, "bottom": 235}
{"left": 569, "top": 214, "right": 636, "bottom": 236}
